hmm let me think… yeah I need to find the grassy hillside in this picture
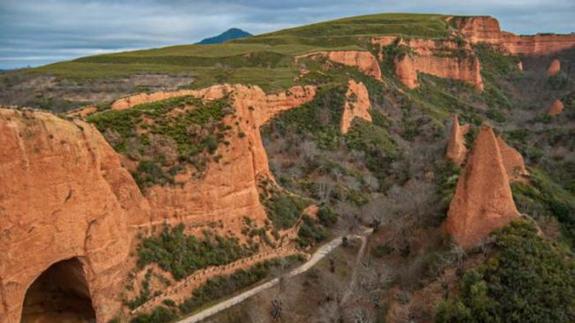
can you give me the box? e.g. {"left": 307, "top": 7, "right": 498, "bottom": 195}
{"left": 24, "top": 13, "right": 448, "bottom": 90}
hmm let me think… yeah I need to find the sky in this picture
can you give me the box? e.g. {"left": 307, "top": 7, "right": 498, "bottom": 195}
{"left": 0, "top": 0, "right": 574, "bottom": 69}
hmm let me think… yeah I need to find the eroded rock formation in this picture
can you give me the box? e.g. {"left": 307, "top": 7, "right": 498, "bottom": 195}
{"left": 496, "top": 136, "right": 528, "bottom": 181}
{"left": 372, "top": 37, "right": 484, "bottom": 91}
{"left": 451, "top": 16, "right": 575, "bottom": 55}
{"left": 446, "top": 115, "right": 470, "bottom": 166}
{"left": 547, "top": 59, "right": 561, "bottom": 76}
{"left": 295, "top": 50, "right": 382, "bottom": 80}
{"left": 341, "top": 80, "right": 372, "bottom": 134}
{"left": 0, "top": 108, "right": 149, "bottom": 322}
{"left": 116, "top": 84, "right": 317, "bottom": 233}
{"left": 444, "top": 125, "right": 520, "bottom": 248}
{"left": 547, "top": 99, "right": 564, "bottom": 116}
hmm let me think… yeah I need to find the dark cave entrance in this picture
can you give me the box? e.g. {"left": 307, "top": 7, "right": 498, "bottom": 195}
{"left": 21, "top": 258, "right": 96, "bottom": 323}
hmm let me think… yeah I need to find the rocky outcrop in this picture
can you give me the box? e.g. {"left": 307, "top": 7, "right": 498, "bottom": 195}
{"left": 373, "top": 37, "right": 484, "bottom": 91}
{"left": 547, "top": 99, "right": 564, "bottom": 116}
{"left": 444, "top": 125, "right": 520, "bottom": 248}
{"left": 446, "top": 115, "right": 470, "bottom": 166}
{"left": 67, "top": 105, "right": 98, "bottom": 118}
{"left": 496, "top": 136, "right": 528, "bottom": 181}
{"left": 451, "top": 16, "right": 575, "bottom": 56}
{"left": 341, "top": 80, "right": 372, "bottom": 134}
{"left": 295, "top": 51, "right": 382, "bottom": 80}
{"left": 0, "top": 108, "right": 149, "bottom": 322}
{"left": 119, "top": 85, "right": 317, "bottom": 232}
{"left": 547, "top": 59, "right": 561, "bottom": 76}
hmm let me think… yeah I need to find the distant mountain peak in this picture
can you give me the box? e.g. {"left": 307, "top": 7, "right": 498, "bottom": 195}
{"left": 197, "top": 28, "right": 252, "bottom": 45}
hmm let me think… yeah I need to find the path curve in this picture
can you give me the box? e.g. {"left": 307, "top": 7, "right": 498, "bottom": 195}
{"left": 177, "top": 228, "right": 373, "bottom": 323}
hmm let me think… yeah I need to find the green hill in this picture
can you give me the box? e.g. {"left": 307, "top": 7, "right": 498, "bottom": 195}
{"left": 24, "top": 13, "right": 449, "bottom": 90}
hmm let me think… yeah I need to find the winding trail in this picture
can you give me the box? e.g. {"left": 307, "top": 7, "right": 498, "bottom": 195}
{"left": 177, "top": 228, "right": 373, "bottom": 323}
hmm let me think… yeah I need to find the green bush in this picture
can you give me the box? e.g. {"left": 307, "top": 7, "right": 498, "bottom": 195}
{"left": 125, "top": 270, "right": 152, "bottom": 310}
{"left": 264, "top": 85, "right": 346, "bottom": 149}
{"left": 263, "top": 191, "right": 309, "bottom": 230}
{"left": 436, "top": 220, "right": 575, "bottom": 323}
{"left": 511, "top": 169, "right": 575, "bottom": 248}
{"left": 87, "top": 95, "right": 233, "bottom": 189}
{"left": 297, "top": 215, "right": 328, "bottom": 248}
{"left": 317, "top": 206, "right": 338, "bottom": 227}
{"left": 130, "top": 306, "right": 177, "bottom": 323}
{"left": 137, "top": 224, "right": 257, "bottom": 280}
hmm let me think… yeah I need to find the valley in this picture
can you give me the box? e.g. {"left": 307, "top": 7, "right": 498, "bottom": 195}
{"left": 0, "top": 12, "right": 574, "bottom": 323}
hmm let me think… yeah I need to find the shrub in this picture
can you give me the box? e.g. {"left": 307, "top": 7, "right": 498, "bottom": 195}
{"left": 317, "top": 206, "right": 338, "bottom": 227}
{"left": 436, "top": 220, "right": 575, "bottom": 323}
{"left": 263, "top": 191, "right": 309, "bottom": 230}
{"left": 137, "top": 224, "right": 257, "bottom": 280}
{"left": 511, "top": 169, "right": 575, "bottom": 248}
{"left": 297, "top": 215, "right": 328, "bottom": 248}
{"left": 87, "top": 95, "right": 233, "bottom": 189}
{"left": 130, "top": 306, "right": 177, "bottom": 323}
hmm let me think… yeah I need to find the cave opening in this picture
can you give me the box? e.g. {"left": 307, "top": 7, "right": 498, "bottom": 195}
{"left": 21, "top": 258, "right": 96, "bottom": 323}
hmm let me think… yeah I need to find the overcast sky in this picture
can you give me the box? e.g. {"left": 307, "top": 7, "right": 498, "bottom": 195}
{"left": 0, "top": 0, "right": 574, "bottom": 69}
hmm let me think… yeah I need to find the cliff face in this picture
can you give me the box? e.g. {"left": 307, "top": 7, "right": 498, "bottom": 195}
{"left": 296, "top": 50, "right": 382, "bottom": 80}
{"left": 446, "top": 115, "right": 470, "bottom": 166}
{"left": 341, "top": 80, "right": 372, "bottom": 134}
{"left": 373, "top": 37, "right": 484, "bottom": 91}
{"left": 444, "top": 126, "right": 520, "bottom": 249}
{"left": 0, "top": 108, "right": 149, "bottom": 322}
{"left": 115, "top": 85, "right": 317, "bottom": 232}
{"left": 451, "top": 16, "right": 575, "bottom": 56}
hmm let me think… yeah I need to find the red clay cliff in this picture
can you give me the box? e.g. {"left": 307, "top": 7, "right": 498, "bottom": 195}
{"left": 446, "top": 115, "right": 470, "bottom": 166}
{"left": 0, "top": 108, "right": 149, "bottom": 323}
{"left": 451, "top": 16, "right": 575, "bottom": 56}
{"left": 340, "top": 79, "right": 372, "bottom": 134}
{"left": 444, "top": 125, "right": 520, "bottom": 249}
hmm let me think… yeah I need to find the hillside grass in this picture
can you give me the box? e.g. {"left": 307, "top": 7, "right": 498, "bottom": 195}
{"left": 25, "top": 13, "right": 450, "bottom": 91}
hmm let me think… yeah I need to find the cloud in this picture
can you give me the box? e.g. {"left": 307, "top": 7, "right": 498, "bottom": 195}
{"left": 0, "top": 0, "right": 573, "bottom": 69}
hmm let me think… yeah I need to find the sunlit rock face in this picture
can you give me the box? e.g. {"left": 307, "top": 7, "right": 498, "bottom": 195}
{"left": 0, "top": 108, "right": 149, "bottom": 323}
{"left": 444, "top": 126, "right": 521, "bottom": 249}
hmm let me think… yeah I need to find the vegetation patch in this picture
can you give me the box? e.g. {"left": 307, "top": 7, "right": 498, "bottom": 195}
{"left": 137, "top": 224, "right": 257, "bottom": 280}
{"left": 259, "top": 179, "right": 310, "bottom": 231}
{"left": 511, "top": 169, "right": 575, "bottom": 248}
{"left": 436, "top": 220, "right": 575, "bottom": 322}
{"left": 179, "top": 256, "right": 304, "bottom": 315}
{"left": 297, "top": 215, "right": 329, "bottom": 248}
{"left": 87, "top": 95, "right": 233, "bottom": 188}
{"left": 265, "top": 84, "right": 347, "bottom": 149}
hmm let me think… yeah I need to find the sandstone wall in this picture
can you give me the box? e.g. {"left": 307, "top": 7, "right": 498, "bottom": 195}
{"left": 373, "top": 37, "right": 484, "bottom": 91}
{"left": 0, "top": 108, "right": 149, "bottom": 322}
{"left": 445, "top": 115, "right": 470, "bottom": 166}
{"left": 340, "top": 80, "right": 372, "bottom": 134}
{"left": 451, "top": 16, "right": 575, "bottom": 56}
{"left": 295, "top": 50, "right": 382, "bottom": 80}
{"left": 444, "top": 126, "right": 520, "bottom": 248}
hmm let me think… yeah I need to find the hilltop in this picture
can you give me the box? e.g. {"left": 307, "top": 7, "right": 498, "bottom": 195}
{"left": 196, "top": 28, "right": 253, "bottom": 45}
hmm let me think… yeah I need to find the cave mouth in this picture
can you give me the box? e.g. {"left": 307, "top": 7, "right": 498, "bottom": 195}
{"left": 21, "top": 258, "right": 96, "bottom": 323}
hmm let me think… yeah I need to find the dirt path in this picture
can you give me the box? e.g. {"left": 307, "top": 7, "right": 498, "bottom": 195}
{"left": 177, "top": 228, "right": 374, "bottom": 323}
{"left": 131, "top": 246, "right": 302, "bottom": 315}
{"left": 340, "top": 233, "right": 369, "bottom": 304}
